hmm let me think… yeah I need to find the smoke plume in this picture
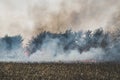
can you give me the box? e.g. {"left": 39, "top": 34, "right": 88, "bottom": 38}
{"left": 0, "top": 0, "right": 120, "bottom": 45}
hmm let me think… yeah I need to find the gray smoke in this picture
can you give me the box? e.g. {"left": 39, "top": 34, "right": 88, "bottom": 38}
{"left": 0, "top": 28, "right": 120, "bottom": 62}
{"left": 0, "top": 35, "right": 27, "bottom": 62}
{"left": 27, "top": 28, "right": 119, "bottom": 62}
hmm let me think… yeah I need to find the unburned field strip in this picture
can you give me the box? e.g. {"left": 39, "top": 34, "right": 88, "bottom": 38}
{"left": 0, "top": 62, "right": 120, "bottom": 80}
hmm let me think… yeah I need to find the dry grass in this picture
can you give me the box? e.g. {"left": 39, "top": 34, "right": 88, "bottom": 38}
{"left": 0, "top": 62, "right": 120, "bottom": 80}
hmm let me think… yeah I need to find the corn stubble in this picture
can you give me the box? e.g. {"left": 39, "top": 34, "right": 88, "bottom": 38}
{"left": 0, "top": 62, "right": 120, "bottom": 80}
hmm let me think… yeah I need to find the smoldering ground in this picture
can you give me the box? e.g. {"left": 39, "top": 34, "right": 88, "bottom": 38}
{"left": 0, "top": 0, "right": 120, "bottom": 62}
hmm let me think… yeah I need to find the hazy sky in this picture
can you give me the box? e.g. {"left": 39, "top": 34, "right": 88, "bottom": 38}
{"left": 0, "top": 0, "right": 120, "bottom": 45}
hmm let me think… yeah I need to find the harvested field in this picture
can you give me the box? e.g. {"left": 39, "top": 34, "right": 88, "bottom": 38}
{"left": 0, "top": 62, "right": 120, "bottom": 80}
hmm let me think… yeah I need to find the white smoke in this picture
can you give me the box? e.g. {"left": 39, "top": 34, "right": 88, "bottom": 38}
{"left": 29, "top": 44, "right": 105, "bottom": 62}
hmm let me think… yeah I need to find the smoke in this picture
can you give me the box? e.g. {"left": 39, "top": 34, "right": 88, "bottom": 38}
{"left": 0, "top": 35, "right": 27, "bottom": 62}
{"left": 0, "top": 0, "right": 120, "bottom": 45}
{"left": 26, "top": 28, "right": 111, "bottom": 62}
{"left": 0, "top": 28, "right": 120, "bottom": 62}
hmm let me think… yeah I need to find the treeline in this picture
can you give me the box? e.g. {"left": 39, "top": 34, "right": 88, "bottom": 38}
{"left": 26, "top": 28, "right": 111, "bottom": 55}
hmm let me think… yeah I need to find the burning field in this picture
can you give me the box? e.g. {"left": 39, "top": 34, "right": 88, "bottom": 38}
{"left": 0, "top": 0, "right": 120, "bottom": 62}
{"left": 0, "top": 0, "right": 120, "bottom": 79}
